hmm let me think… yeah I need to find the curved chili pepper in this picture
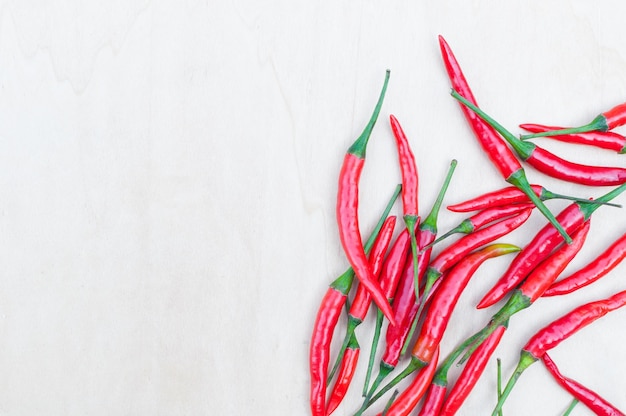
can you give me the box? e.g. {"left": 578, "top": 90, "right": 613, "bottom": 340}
{"left": 427, "top": 203, "right": 534, "bottom": 249}
{"left": 544, "top": 230, "right": 626, "bottom": 297}
{"left": 309, "top": 185, "right": 400, "bottom": 416}
{"left": 390, "top": 114, "right": 421, "bottom": 302}
{"left": 327, "top": 215, "right": 398, "bottom": 383}
{"left": 439, "top": 35, "right": 572, "bottom": 243}
{"left": 420, "top": 209, "right": 532, "bottom": 312}
{"left": 478, "top": 181, "right": 626, "bottom": 309}
{"left": 360, "top": 244, "right": 520, "bottom": 412}
{"left": 325, "top": 333, "right": 360, "bottom": 416}
{"left": 440, "top": 324, "right": 508, "bottom": 416}
{"left": 543, "top": 353, "right": 625, "bottom": 416}
{"left": 447, "top": 184, "right": 617, "bottom": 212}
{"left": 521, "top": 101, "right": 626, "bottom": 139}
{"left": 375, "top": 348, "right": 440, "bottom": 416}
{"left": 520, "top": 123, "right": 626, "bottom": 153}
{"left": 459, "top": 221, "right": 590, "bottom": 370}
{"left": 337, "top": 70, "right": 395, "bottom": 324}
{"left": 492, "top": 289, "right": 626, "bottom": 415}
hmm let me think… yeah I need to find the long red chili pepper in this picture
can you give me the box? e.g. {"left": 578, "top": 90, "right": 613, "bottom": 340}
{"left": 447, "top": 184, "right": 618, "bottom": 213}
{"left": 419, "top": 209, "right": 532, "bottom": 315}
{"left": 337, "top": 69, "right": 395, "bottom": 324}
{"left": 360, "top": 244, "right": 520, "bottom": 412}
{"left": 521, "top": 101, "right": 626, "bottom": 139}
{"left": 520, "top": 123, "right": 626, "bottom": 153}
{"left": 439, "top": 324, "right": 508, "bottom": 416}
{"left": 309, "top": 185, "right": 400, "bottom": 416}
{"left": 376, "top": 348, "right": 440, "bottom": 416}
{"left": 390, "top": 114, "right": 421, "bottom": 302}
{"left": 439, "top": 35, "right": 572, "bottom": 243}
{"left": 492, "top": 289, "right": 626, "bottom": 415}
{"left": 478, "top": 182, "right": 626, "bottom": 309}
{"left": 325, "top": 333, "right": 360, "bottom": 416}
{"left": 365, "top": 161, "right": 457, "bottom": 396}
{"left": 426, "top": 202, "right": 534, "bottom": 249}
{"left": 452, "top": 91, "right": 626, "bottom": 186}
{"left": 543, "top": 353, "right": 625, "bottom": 416}
{"left": 544, "top": 230, "right": 626, "bottom": 297}
{"left": 327, "top": 215, "right": 398, "bottom": 384}
{"left": 459, "top": 220, "right": 590, "bottom": 368}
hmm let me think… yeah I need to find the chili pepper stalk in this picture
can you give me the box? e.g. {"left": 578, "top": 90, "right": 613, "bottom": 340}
{"left": 521, "top": 101, "right": 626, "bottom": 139}
{"left": 492, "top": 289, "right": 626, "bottom": 415}
{"left": 309, "top": 184, "right": 400, "bottom": 416}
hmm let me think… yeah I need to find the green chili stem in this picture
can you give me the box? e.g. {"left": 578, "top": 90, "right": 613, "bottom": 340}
{"left": 362, "top": 309, "right": 384, "bottom": 396}
{"left": 562, "top": 398, "right": 580, "bottom": 416}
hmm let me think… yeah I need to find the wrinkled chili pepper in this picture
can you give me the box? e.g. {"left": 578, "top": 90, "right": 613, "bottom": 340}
{"left": 439, "top": 35, "right": 572, "bottom": 243}
{"left": 460, "top": 221, "right": 590, "bottom": 367}
{"left": 337, "top": 69, "right": 395, "bottom": 324}
{"left": 521, "top": 101, "right": 626, "bottom": 139}
{"left": 309, "top": 185, "right": 400, "bottom": 416}
{"left": 452, "top": 90, "right": 626, "bottom": 186}
{"left": 544, "top": 230, "right": 626, "bottom": 297}
{"left": 375, "top": 348, "right": 440, "bottom": 416}
{"left": 360, "top": 244, "right": 520, "bottom": 412}
{"left": 327, "top": 215, "right": 398, "bottom": 383}
{"left": 543, "top": 353, "right": 625, "bottom": 416}
{"left": 426, "top": 202, "right": 534, "bottom": 249}
{"left": 447, "top": 184, "right": 618, "bottom": 212}
{"left": 478, "top": 182, "right": 626, "bottom": 309}
{"left": 520, "top": 123, "right": 626, "bottom": 153}
{"left": 365, "top": 161, "right": 457, "bottom": 396}
{"left": 492, "top": 289, "right": 626, "bottom": 415}
{"left": 439, "top": 324, "right": 508, "bottom": 416}
{"left": 325, "top": 333, "right": 360, "bottom": 416}
{"left": 390, "top": 114, "right": 421, "bottom": 301}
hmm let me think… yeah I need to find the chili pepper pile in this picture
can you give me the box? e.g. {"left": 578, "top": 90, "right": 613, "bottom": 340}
{"left": 309, "top": 35, "right": 626, "bottom": 415}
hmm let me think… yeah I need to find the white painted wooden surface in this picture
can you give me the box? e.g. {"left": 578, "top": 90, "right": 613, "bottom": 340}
{"left": 1, "top": 1, "right": 625, "bottom": 414}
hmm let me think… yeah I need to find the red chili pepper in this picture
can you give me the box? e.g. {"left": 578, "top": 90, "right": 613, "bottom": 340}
{"left": 439, "top": 324, "right": 508, "bottom": 416}
{"left": 544, "top": 230, "right": 626, "bottom": 297}
{"left": 360, "top": 244, "right": 520, "bottom": 412}
{"left": 452, "top": 89, "right": 626, "bottom": 186}
{"left": 520, "top": 123, "right": 626, "bottom": 153}
{"left": 365, "top": 161, "right": 457, "bottom": 396}
{"left": 389, "top": 115, "right": 421, "bottom": 302}
{"left": 478, "top": 182, "right": 626, "bottom": 309}
{"left": 521, "top": 101, "right": 626, "bottom": 139}
{"left": 427, "top": 202, "right": 534, "bottom": 249}
{"left": 543, "top": 353, "right": 625, "bottom": 416}
{"left": 492, "top": 289, "right": 626, "bottom": 415}
{"left": 337, "top": 70, "right": 395, "bottom": 324}
{"left": 325, "top": 333, "right": 360, "bottom": 416}
{"left": 309, "top": 185, "right": 400, "bottom": 416}
{"left": 376, "top": 348, "right": 440, "bottom": 416}
{"left": 327, "top": 215, "right": 398, "bottom": 383}
{"left": 458, "top": 221, "right": 590, "bottom": 370}
{"left": 439, "top": 35, "right": 572, "bottom": 243}
{"left": 421, "top": 208, "right": 532, "bottom": 311}
{"left": 447, "top": 184, "right": 616, "bottom": 213}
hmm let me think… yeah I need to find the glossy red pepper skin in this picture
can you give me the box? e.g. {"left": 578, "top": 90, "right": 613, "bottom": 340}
{"left": 544, "top": 230, "right": 626, "bottom": 297}
{"left": 441, "top": 36, "right": 572, "bottom": 243}
{"left": 417, "top": 383, "right": 447, "bottom": 416}
{"left": 478, "top": 202, "right": 591, "bottom": 308}
{"left": 447, "top": 184, "right": 591, "bottom": 213}
{"left": 543, "top": 353, "right": 625, "bottom": 416}
{"left": 390, "top": 114, "right": 419, "bottom": 221}
{"left": 325, "top": 333, "right": 360, "bottom": 416}
{"left": 376, "top": 348, "right": 440, "bottom": 416}
{"left": 337, "top": 70, "right": 395, "bottom": 324}
{"left": 520, "top": 123, "right": 626, "bottom": 153}
{"left": 440, "top": 325, "right": 507, "bottom": 416}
